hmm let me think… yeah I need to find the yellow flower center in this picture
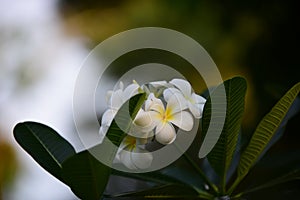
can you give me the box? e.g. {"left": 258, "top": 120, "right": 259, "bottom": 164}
{"left": 161, "top": 107, "right": 173, "bottom": 122}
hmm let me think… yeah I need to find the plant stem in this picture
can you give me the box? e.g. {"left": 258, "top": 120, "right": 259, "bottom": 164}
{"left": 227, "top": 179, "right": 240, "bottom": 195}
{"left": 220, "top": 174, "right": 226, "bottom": 194}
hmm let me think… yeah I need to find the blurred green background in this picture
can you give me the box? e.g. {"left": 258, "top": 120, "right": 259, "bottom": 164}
{"left": 58, "top": 0, "right": 299, "bottom": 134}
{"left": 0, "top": 0, "right": 299, "bottom": 199}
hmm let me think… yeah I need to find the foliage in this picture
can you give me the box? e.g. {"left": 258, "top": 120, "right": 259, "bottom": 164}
{"left": 13, "top": 77, "right": 300, "bottom": 199}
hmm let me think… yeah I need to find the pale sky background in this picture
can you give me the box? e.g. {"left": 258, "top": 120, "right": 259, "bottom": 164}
{"left": 0, "top": 0, "right": 92, "bottom": 199}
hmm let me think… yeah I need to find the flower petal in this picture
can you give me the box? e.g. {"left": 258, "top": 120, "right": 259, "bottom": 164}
{"left": 149, "top": 80, "right": 168, "bottom": 88}
{"left": 145, "top": 93, "right": 159, "bottom": 111}
{"left": 169, "top": 111, "right": 194, "bottom": 131}
{"left": 170, "top": 79, "right": 192, "bottom": 98}
{"left": 148, "top": 98, "right": 165, "bottom": 114}
{"left": 155, "top": 123, "right": 176, "bottom": 145}
{"left": 119, "top": 81, "right": 124, "bottom": 90}
{"left": 166, "top": 93, "right": 188, "bottom": 114}
{"left": 134, "top": 109, "right": 156, "bottom": 133}
{"left": 192, "top": 93, "right": 206, "bottom": 104}
{"left": 123, "top": 83, "right": 140, "bottom": 101}
{"left": 106, "top": 90, "right": 113, "bottom": 103}
{"left": 119, "top": 147, "right": 137, "bottom": 170}
{"left": 101, "top": 109, "right": 117, "bottom": 126}
{"left": 109, "top": 89, "right": 124, "bottom": 109}
{"left": 188, "top": 102, "right": 201, "bottom": 119}
{"left": 130, "top": 148, "right": 153, "bottom": 169}
{"left": 163, "top": 88, "right": 181, "bottom": 101}
{"left": 99, "top": 126, "right": 108, "bottom": 143}
{"left": 198, "top": 103, "right": 205, "bottom": 118}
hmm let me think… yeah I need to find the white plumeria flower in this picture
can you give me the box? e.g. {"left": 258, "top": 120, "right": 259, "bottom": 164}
{"left": 145, "top": 93, "right": 194, "bottom": 145}
{"left": 117, "top": 135, "right": 153, "bottom": 170}
{"left": 132, "top": 109, "right": 156, "bottom": 136}
{"left": 99, "top": 81, "right": 141, "bottom": 142}
{"left": 164, "top": 79, "right": 206, "bottom": 119}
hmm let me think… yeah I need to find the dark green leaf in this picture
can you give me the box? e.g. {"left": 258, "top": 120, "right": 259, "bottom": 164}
{"left": 111, "top": 165, "right": 205, "bottom": 191}
{"left": 198, "top": 80, "right": 227, "bottom": 158}
{"left": 203, "top": 77, "right": 247, "bottom": 190}
{"left": 62, "top": 150, "right": 111, "bottom": 200}
{"left": 13, "top": 122, "right": 75, "bottom": 183}
{"left": 104, "top": 184, "right": 207, "bottom": 199}
{"left": 233, "top": 130, "right": 300, "bottom": 194}
{"left": 61, "top": 93, "right": 147, "bottom": 199}
{"left": 230, "top": 82, "right": 300, "bottom": 193}
{"left": 234, "top": 169, "right": 300, "bottom": 199}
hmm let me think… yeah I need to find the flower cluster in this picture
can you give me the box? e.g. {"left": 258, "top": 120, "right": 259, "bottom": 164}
{"left": 99, "top": 79, "right": 206, "bottom": 170}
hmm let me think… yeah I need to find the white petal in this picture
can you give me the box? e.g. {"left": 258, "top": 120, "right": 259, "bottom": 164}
{"left": 130, "top": 148, "right": 153, "bottom": 169}
{"left": 170, "top": 111, "right": 194, "bottom": 131}
{"left": 119, "top": 147, "right": 137, "bottom": 170}
{"left": 155, "top": 123, "right": 176, "bottom": 145}
{"left": 134, "top": 110, "right": 156, "bottom": 132}
{"left": 106, "top": 90, "right": 113, "bottom": 103}
{"left": 149, "top": 80, "right": 168, "bottom": 88}
{"left": 145, "top": 93, "right": 157, "bottom": 111}
{"left": 192, "top": 93, "right": 206, "bottom": 104}
{"left": 148, "top": 98, "right": 165, "bottom": 114}
{"left": 170, "top": 79, "right": 192, "bottom": 98}
{"left": 166, "top": 93, "right": 188, "bottom": 114}
{"left": 197, "top": 103, "right": 205, "bottom": 118}
{"left": 119, "top": 81, "right": 124, "bottom": 90}
{"left": 101, "top": 109, "right": 117, "bottom": 126}
{"left": 99, "top": 126, "right": 108, "bottom": 143}
{"left": 123, "top": 83, "right": 140, "bottom": 101}
{"left": 188, "top": 102, "right": 201, "bottom": 119}
{"left": 163, "top": 88, "right": 181, "bottom": 101}
{"left": 109, "top": 89, "right": 124, "bottom": 109}
{"left": 146, "top": 111, "right": 161, "bottom": 127}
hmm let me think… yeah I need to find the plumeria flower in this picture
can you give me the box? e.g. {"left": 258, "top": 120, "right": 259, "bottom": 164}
{"left": 132, "top": 108, "right": 156, "bottom": 136}
{"left": 164, "top": 79, "right": 206, "bottom": 119}
{"left": 99, "top": 81, "right": 141, "bottom": 142}
{"left": 117, "top": 135, "right": 153, "bottom": 170}
{"left": 144, "top": 93, "right": 194, "bottom": 145}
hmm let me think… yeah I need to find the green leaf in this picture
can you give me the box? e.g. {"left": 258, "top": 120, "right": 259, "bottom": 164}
{"left": 198, "top": 80, "right": 227, "bottom": 158}
{"left": 111, "top": 168, "right": 185, "bottom": 185}
{"left": 104, "top": 184, "right": 208, "bottom": 199}
{"left": 203, "top": 77, "right": 247, "bottom": 191}
{"left": 111, "top": 165, "right": 205, "bottom": 192}
{"left": 230, "top": 82, "right": 300, "bottom": 193}
{"left": 61, "top": 93, "right": 147, "bottom": 199}
{"left": 61, "top": 150, "right": 111, "bottom": 200}
{"left": 233, "top": 169, "right": 300, "bottom": 198}
{"left": 13, "top": 122, "right": 76, "bottom": 183}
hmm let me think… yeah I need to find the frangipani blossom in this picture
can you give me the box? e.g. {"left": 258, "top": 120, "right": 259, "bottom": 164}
{"left": 164, "top": 79, "right": 206, "bottom": 119}
{"left": 145, "top": 94, "right": 194, "bottom": 145}
{"left": 99, "top": 79, "right": 203, "bottom": 170}
{"left": 117, "top": 135, "right": 153, "bottom": 170}
{"left": 99, "top": 81, "right": 141, "bottom": 141}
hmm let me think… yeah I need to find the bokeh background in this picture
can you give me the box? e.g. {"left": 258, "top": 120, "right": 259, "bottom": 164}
{"left": 0, "top": 0, "right": 299, "bottom": 199}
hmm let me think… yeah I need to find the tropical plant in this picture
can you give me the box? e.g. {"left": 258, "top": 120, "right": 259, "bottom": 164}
{"left": 13, "top": 76, "right": 300, "bottom": 199}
